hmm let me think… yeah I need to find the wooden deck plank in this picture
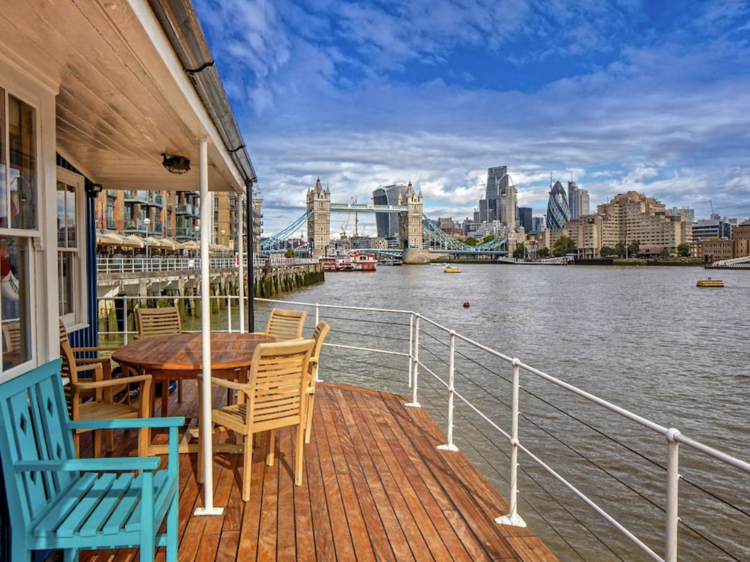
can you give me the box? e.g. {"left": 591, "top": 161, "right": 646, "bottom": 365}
{"left": 79, "top": 381, "right": 557, "bottom": 562}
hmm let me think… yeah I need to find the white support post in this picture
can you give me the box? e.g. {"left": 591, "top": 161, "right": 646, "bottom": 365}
{"left": 496, "top": 359, "right": 526, "bottom": 527}
{"left": 665, "top": 428, "right": 681, "bottom": 562}
{"left": 408, "top": 314, "right": 414, "bottom": 387}
{"left": 315, "top": 303, "right": 320, "bottom": 325}
{"left": 438, "top": 330, "right": 458, "bottom": 451}
{"left": 405, "top": 314, "right": 421, "bottom": 408}
{"left": 195, "top": 137, "right": 223, "bottom": 517}
{"left": 227, "top": 295, "right": 232, "bottom": 333}
{"left": 122, "top": 298, "right": 128, "bottom": 345}
{"left": 238, "top": 193, "right": 245, "bottom": 333}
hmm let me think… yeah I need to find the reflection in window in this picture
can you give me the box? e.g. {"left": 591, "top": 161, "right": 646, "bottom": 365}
{"left": 0, "top": 87, "right": 5, "bottom": 226}
{"left": 9, "top": 95, "right": 37, "bottom": 230}
{"left": 1, "top": 237, "right": 30, "bottom": 369}
{"left": 57, "top": 180, "right": 78, "bottom": 319}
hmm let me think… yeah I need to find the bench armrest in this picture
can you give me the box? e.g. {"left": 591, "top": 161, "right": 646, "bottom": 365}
{"left": 68, "top": 416, "right": 185, "bottom": 431}
{"left": 14, "top": 457, "right": 161, "bottom": 472}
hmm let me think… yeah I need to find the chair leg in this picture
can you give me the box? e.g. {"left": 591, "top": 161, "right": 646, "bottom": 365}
{"left": 93, "top": 430, "right": 102, "bottom": 458}
{"left": 295, "top": 423, "right": 305, "bottom": 486}
{"left": 177, "top": 380, "right": 183, "bottom": 403}
{"left": 105, "top": 429, "right": 114, "bottom": 452}
{"left": 304, "top": 395, "right": 315, "bottom": 444}
{"left": 73, "top": 432, "right": 81, "bottom": 458}
{"left": 266, "top": 429, "right": 276, "bottom": 466}
{"left": 63, "top": 547, "right": 79, "bottom": 562}
{"left": 242, "top": 433, "right": 254, "bottom": 501}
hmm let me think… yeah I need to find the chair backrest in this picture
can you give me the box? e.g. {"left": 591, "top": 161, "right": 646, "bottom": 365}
{"left": 309, "top": 321, "right": 330, "bottom": 380}
{"left": 136, "top": 307, "right": 182, "bottom": 337}
{"left": 244, "top": 339, "right": 315, "bottom": 432}
{"left": 2, "top": 322, "right": 21, "bottom": 352}
{"left": 265, "top": 308, "right": 307, "bottom": 341}
{"left": 0, "top": 359, "right": 75, "bottom": 528}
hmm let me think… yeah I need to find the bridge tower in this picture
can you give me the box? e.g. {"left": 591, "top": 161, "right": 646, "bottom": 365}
{"left": 306, "top": 178, "right": 330, "bottom": 258}
{"left": 399, "top": 181, "right": 430, "bottom": 263}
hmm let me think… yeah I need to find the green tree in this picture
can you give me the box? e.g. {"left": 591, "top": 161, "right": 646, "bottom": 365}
{"left": 482, "top": 235, "right": 495, "bottom": 245}
{"left": 285, "top": 248, "right": 296, "bottom": 258}
{"left": 600, "top": 246, "right": 614, "bottom": 257}
{"left": 464, "top": 237, "right": 478, "bottom": 247}
{"left": 628, "top": 239, "right": 640, "bottom": 257}
{"left": 659, "top": 248, "right": 670, "bottom": 259}
{"left": 615, "top": 241, "right": 627, "bottom": 257}
{"left": 538, "top": 247, "right": 550, "bottom": 258}
{"left": 677, "top": 242, "right": 691, "bottom": 257}
{"left": 553, "top": 235, "right": 576, "bottom": 256}
{"left": 513, "top": 244, "right": 526, "bottom": 259}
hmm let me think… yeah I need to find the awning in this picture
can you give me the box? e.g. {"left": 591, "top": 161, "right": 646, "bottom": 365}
{"left": 148, "top": 236, "right": 179, "bottom": 250}
{"left": 96, "top": 231, "right": 127, "bottom": 246}
{"left": 122, "top": 235, "right": 146, "bottom": 248}
{"left": 178, "top": 240, "right": 200, "bottom": 251}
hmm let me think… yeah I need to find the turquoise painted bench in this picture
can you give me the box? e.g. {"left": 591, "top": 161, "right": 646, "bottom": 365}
{"left": 0, "top": 359, "right": 184, "bottom": 562}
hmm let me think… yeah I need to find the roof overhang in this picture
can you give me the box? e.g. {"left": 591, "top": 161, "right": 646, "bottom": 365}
{"left": 1, "top": 0, "right": 247, "bottom": 193}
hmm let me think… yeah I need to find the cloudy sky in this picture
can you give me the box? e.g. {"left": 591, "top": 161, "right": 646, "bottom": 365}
{"left": 195, "top": 0, "right": 750, "bottom": 237}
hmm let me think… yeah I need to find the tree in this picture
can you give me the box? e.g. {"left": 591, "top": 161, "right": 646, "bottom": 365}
{"left": 659, "top": 248, "right": 670, "bottom": 259}
{"left": 464, "top": 237, "right": 478, "bottom": 247}
{"left": 285, "top": 248, "right": 295, "bottom": 258}
{"left": 482, "top": 235, "right": 495, "bottom": 245}
{"left": 615, "top": 241, "right": 627, "bottom": 258}
{"left": 677, "top": 242, "right": 691, "bottom": 257}
{"left": 538, "top": 247, "right": 550, "bottom": 258}
{"left": 628, "top": 239, "right": 640, "bottom": 257}
{"left": 600, "top": 246, "right": 614, "bottom": 257}
{"left": 513, "top": 244, "right": 526, "bottom": 259}
{"left": 553, "top": 235, "right": 576, "bottom": 257}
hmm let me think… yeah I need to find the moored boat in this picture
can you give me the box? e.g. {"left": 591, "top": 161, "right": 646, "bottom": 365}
{"left": 444, "top": 264, "right": 461, "bottom": 273}
{"left": 697, "top": 278, "right": 724, "bottom": 287}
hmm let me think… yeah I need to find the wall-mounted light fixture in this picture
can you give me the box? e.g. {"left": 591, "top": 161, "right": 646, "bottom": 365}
{"left": 162, "top": 154, "right": 191, "bottom": 175}
{"left": 90, "top": 183, "right": 103, "bottom": 194}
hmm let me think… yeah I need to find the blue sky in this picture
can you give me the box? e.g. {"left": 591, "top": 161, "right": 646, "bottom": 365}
{"left": 195, "top": 0, "right": 750, "bottom": 237}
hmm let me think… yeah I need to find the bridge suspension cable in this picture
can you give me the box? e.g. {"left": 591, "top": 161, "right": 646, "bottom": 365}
{"left": 261, "top": 210, "right": 313, "bottom": 251}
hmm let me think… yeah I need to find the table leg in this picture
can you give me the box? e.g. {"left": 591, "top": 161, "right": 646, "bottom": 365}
{"left": 161, "top": 380, "right": 170, "bottom": 417}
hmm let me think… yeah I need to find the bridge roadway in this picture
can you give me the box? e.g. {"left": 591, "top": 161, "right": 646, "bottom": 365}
{"left": 329, "top": 202, "right": 407, "bottom": 213}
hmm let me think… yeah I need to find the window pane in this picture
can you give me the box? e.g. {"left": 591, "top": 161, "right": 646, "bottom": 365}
{"left": 58, "top": 252, "right": 74, "bottom": 317}
{"left": 1, "top": 236, "right": 30, "bottom": 369}
{"left": 66, "top": 185, "right": 76, "bottom": 247}
{"left": 0, "top": 88, "right": 5, "bottom": 228}
{"left": 57, "top": 181, "right": 66, "bottom": 247}
{"left": 9, "top": 96, "right": 37, "bottom": 230}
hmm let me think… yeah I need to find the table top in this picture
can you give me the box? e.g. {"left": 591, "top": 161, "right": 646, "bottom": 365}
{"left": 112, "top": 332, "right": 276, "bottom": 374}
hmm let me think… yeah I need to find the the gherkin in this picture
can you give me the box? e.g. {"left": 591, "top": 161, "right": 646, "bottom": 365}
{"left": 546, "top": 181, "right": 571, "bottom": 229}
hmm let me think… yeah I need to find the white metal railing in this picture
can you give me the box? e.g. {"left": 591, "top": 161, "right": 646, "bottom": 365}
{"left": 95, "top": 294, "right": 750, "bottom": 561}
{"left": 96, "top": 256, "right": 320, "bottom": 273}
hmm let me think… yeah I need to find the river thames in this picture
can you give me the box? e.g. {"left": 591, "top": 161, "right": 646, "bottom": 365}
{"left": 260, "top": 263, "right": 750, "bottom": 562}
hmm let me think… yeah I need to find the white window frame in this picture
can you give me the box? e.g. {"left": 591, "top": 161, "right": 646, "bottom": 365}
{"left": 56, "top": 167, "right": 87, "bottom": 331}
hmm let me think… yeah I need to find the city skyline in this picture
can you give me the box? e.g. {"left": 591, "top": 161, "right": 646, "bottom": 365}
{"left": 195, "top": 0, "right": 750, "bottom": 237}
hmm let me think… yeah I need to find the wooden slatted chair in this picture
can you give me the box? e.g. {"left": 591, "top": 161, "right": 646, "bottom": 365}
{"left": 0, "top": 359, "right": 182, "bottom": 562}
{"left": 304, "top": 321, "right": 330, "bottom": 444}
{"left": 136, "top": 307, "right": 183, "bottom": 402}
{"left": 60, "top": 337, "right": 152, "bottom": 457}
{"left": 59, "top": 320, "right": 129, "bottom": 405}
{"left": 257, "top": 308, "right": 308, "bottom": 341}
{"left": 2, "top": 322, "right": 21, "bottom": 352}
{"left": 197, "top": 339, "right": 315, "bottom": 501}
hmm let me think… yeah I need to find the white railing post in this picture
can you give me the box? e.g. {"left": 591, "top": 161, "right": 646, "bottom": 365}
{"left": 227, "top": 295, "right": 232, "bottom": 333}
{"left": 408, "top": 313, "right": 414, "bottom": 387}
{"left": 496, "top": 359, "right": 526, "bottom": 527}
{"left": 315, "top": 303, "right": 319, "bottom": 325}
{"left": 665, "top": 428, "right": 681, "bottom": 562}
{"left": 405, "top": 314, "right": 421, "bottom": 408}
{"left": 122, "top": 297, "right": 128, "bottom": 345}
{"left": 438, "top": 330, "right": 458, "bottom": 451}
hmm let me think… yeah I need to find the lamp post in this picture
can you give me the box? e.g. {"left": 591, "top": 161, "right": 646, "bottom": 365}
{"left": 221, "top": 229, "right": 226, "bottom": 261}
{"left": 143, "top": 217, "right": 151, "bottom": 270}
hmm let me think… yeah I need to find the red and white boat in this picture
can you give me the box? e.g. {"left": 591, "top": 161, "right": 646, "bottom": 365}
{"left": 318, "top": 251, "right": 377, "bottom": 271}
{"left": 350, "top": 251, "right": 377, "bottom": 271}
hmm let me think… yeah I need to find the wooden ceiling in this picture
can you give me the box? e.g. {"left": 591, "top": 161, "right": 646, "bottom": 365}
{"left": 0, "top": 0, "right": 244, "bottom": 192}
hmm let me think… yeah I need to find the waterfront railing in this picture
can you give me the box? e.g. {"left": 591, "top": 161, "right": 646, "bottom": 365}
{"left": 96, "top": 294, "right": 750, "bottom": 562}
{"left": 96, "top": 256, "right": 319, "bottom": 273}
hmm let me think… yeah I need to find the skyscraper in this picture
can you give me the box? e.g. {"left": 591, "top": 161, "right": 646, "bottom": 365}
{"left": 546, "top": 181, "right": 571, "bottom": 229}
{"left": 372, "top": 184, "right": 404, "bottom": 238}
{"left": 518, "top": 207, "right": 533, "bottom": 233}
{"left": 485, "top": 166, "right": 509, "bottom": 222}
{"left": 567, "top": 181, "right": 590, "bottom": 219}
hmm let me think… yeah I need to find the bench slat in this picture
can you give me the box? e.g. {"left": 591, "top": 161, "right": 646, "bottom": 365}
{"left": 103, "top": 473, "right": 144, "bottom": 535}
{"left": 125, "top": 471, "right": 169, "bottom": 533}
{"left": 80, "top": 473, "right": 135, "bottom": 537}
{"left": 56, "top": 473, "right": 117, "bottom": 538}
{"left": 33, "top": 473, "right": 98, "bottom": 537}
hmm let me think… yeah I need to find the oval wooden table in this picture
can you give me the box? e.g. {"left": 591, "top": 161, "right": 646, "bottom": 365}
{"left": 113, "top": 332, "right": 276, "bottom": 453}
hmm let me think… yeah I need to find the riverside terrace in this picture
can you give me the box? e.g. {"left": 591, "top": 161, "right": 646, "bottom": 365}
{"left": 72, "top": 376, "right": 557, "bottom": 561}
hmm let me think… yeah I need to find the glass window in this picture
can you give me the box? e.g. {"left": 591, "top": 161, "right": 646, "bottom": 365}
{"left": 0, "top": 87, "right": 5, "bottom": 227}
{"left": 1, "top": 236, "right": 31, "bottom": 369}
{"left": 56, "top": 174, "right": 84, "bottom": 324}
{"left": 8, "top": 96, "right": 37, "bottom": 230}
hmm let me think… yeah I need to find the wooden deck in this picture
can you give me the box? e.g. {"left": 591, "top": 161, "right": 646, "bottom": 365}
{"left": 79, "top": 381, "right": 558, "bottom": 562}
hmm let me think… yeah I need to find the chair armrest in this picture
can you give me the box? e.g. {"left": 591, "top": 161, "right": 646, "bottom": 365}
{"left": 71, "top": 374, "right": 151, "bottom": 392}
{"left": 197, "top": 375, "right": 246, "bottom": 391}
{"left": 72, "top": 346, "right": 120, "bottom": 353}
{"left": 68, "top": 416, "right": 185, "bottom": 431}
{"left": 14, "top": 457, "right": 161, "bottom": 472}
{"left": 75, "top": 363, "right": 103, "bottom": 377}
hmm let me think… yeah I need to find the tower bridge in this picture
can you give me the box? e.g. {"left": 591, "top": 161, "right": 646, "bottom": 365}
{"left": 262, "top": 178, "right": 512, "bottom": 261}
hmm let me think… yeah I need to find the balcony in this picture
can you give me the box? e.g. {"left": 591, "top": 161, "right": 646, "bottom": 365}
{"left": 176, "top": 204, "right": 193, "bottom": 216}
{"left": 123, "top": 218, "right": 146, "bottom": 234}
{"left": 124, "top": 190, "right": 163, "bottom": 207}
{"left": 106, "top": 190, "right": 117, "bottom": 199}
{"left": 175, "top": 226, "right": 198, "bottom": 239}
